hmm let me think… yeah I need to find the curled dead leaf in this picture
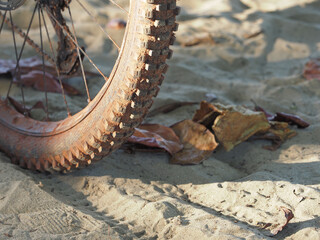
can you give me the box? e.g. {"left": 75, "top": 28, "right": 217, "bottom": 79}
{"left": 210, "top": 104, "right": 271, "bottom": 151}
{"left": 17, "top": 70, "right": 80, "bottom": 95}
{"left": 0, "top": 57, "right": 99, "bottom": 95}
{"left": 192, "top": 101, "right": 222, "bottom": 129}
{"left": 252, "top": 100, "right": 310, "bottom": 129}
{"left": 273, "top": 112, "right": 310, "bottom": 129}
{"left": 7, "top": 97, "right": 46, "bottom": 117}
{"left": 303, "top": 58, "right": 320, "bottom": 80}
{"left": 127, "top": 124, "right": 183, "bottom": 155}
{"left": 170, "top": 119, "right": 218, "bottom": 165}
{"left": 271, "top": 207, "right": 294, "bottom": 235}
{"left": 253, "top": 121, "right": 297, "bottom": 151}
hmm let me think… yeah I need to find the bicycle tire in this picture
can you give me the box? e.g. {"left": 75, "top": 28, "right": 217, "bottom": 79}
{"left": 0, "top": 0, "right": 179, "bottom": 172}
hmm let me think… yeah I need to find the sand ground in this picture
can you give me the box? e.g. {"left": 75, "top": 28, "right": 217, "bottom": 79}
{"left": 0, "top": 0, "right": 320, "bottom": 239}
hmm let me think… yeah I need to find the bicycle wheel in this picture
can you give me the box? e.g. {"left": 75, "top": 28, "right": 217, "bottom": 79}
{"left": 0, "top": 0, "right": 179, "bottom": 172}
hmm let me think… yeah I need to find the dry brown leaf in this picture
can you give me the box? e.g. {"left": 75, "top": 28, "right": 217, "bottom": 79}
{"left": 170, "top": 120, "right": 218, "bottom": 165}
{"left": 271, "top": 207, "right": 294, "bottom": 235}
{"left": 253, "top": 121, "right": 297, "bottom": 151}
{"left": 252, "top": 101, "right": 310, "bottom": 128}
{"left": 303, "top": 58, "right": 320, "bottom": 80}
{"left": 7, "top": 97, "right": 46, "bottom": 117}
{"left": 18, "top": 70, "right": 80, "bottom": 95}
{"left": 127, "top": 124, "right": 183, "bottom": 155}
{"left": 0, "top": 57, "right": 98, "bottom": 95}
{"left": 208, "top": 104, "right": 271, "bottom": 151}
{"left": 273, "top": 112, "right": 310, "bottom": 129}
{"left": 193, "top": 102, "right": 298, "bottom": 152}
{"left": 192, "top": 101, "right": 222, "bottom": 129}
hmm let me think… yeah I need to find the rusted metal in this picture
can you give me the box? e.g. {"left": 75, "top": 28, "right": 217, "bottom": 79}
{"left": 44, "top": 0, "right": 83, "bottom": 75}
{"left": 0, "top": 1, "right": 83, "bottom": 76}
{"left": 0, "top": 0, "right": 180, "bottom": 172}
{"left": 0, "top": 11, "right": 55, "bottom": 65}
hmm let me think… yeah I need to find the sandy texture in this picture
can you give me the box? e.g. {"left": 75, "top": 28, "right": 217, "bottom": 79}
{"left": 1, "top": 0, "right": 320, "bottom": 239}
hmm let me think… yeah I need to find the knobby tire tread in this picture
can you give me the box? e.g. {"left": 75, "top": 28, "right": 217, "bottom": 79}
{"left": 0, "top": 0, "right": 179, "bottom": 172}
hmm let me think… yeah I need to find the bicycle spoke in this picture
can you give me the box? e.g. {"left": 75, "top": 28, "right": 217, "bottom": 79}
{"left": 8, "top": 10, "right": 27, "bottom": 115}
{"left": 76, "top": 0, "right": 120, "bottom": 51}
{"left": 110, "top": 0, "right": 128, "bottom": 14}
{"left": 40, "top": 6, "right": 71, "bottom": 117}
{"left": 15, "top": 4, "right": 38, "bottom": 64}
{"left": 45, "top": 7, "right": 109, "bottom": 81}
{"left": 67, "top": 5, "right": 91, "bottom": 102}
{"left": 0, "top": 10, "right": 6, "bottom": 34}
{"left": 6, "top": 11, "right": 16, "bottom": 99}
{"left": 1, "top": 0, "right": 130, "bottom": 121}
{"left": 0, "top": 11, "right": 55, "bottom": 65}
{"left": 38, "top": 6, "right": 49, "bottom": 119}
{"left": 6, "top": 4, "right": 39, "bottom": 115}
